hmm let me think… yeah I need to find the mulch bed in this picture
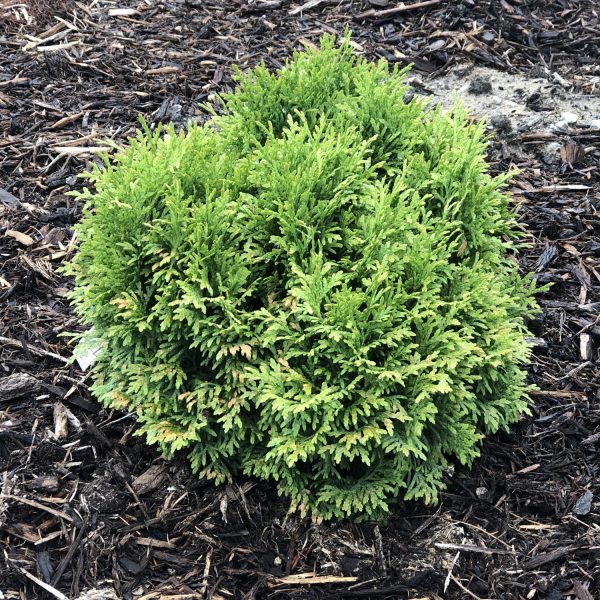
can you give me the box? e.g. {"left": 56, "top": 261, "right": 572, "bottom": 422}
{"left": 1, "top": 1, "right": 599, "bottom": 598}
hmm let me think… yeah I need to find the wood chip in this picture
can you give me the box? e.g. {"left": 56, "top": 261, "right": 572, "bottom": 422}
{"left": 529, "top": 390, "right": 587, "bottom": 399}
{"left": 0, "top": 373, "right": 43, "bottom": 401}
{"left": 27, "top": 475, "right": 60, "bottom": 493}
{"left": 273, "top": 573, "right": 359, "bottom": 585}
{"left": 560, "top": 141, "right": 586, "bottom": 166}
{"left": 515, "top": 463, "right": 541, "bottom": 474}
{"left": 1, "top": 495, "right": 75, "bottom": 523}
{"left": 50, "top": 111, "right": 84, "bottom": 129}
{"left": 14, "top": 566, "right": 69, "bottom": 600}
{"left": 0, "top": 188, "right": 19, "bottom": 205}
{"left": 0, "top": 336, "right": 69, "bottom": 364}
{"left": 524, "top": 546, "right": 574, "bottom": 570}
{"left": 5, "top": 229, "right": 34, "bottom": 246}
{"left": 529, "top": 184, "right": 590, "bottom": 193}
{"left": 580, "top": 333, "right": 592, "bottom": 361}
{"left": 132, "top": 464, "right": 168, "bottom": 495}
{"left": 2, "top": 522, "right": 42, "bottom": 543}
{"left": 434, "top": 543, "right": 515, "bottom": 555}
{"left": 356, "top": 0, "right": 442, "bottom": 20}
{"left": 573, "top": 580, "right": 595, "bottom": 600}
{"left": 134, "top": 536, "right": 179, "bottom": 549}
{"left": 145, "top": 66, "right": 180, "bottom": 75}
{"left": 53, "top": 402, "right": 69, "bottom": 440}
{"left": 52, "top": 146, "right": 113, "bottom": 155}
{"left": 36, "top": 40, "right": 82, "bottom": 52}
{"left": 108, "top": 8, "right": 139, "bottom": 17}
{"left": 289, "top": 0, "right": 327, "bottom": 16}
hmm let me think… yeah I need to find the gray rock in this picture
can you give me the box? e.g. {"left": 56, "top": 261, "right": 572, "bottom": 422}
{"left": 542, "top": 141, "right": 562, "bottom": 165}
{"left": 573, "top": 490, "right": 593, "bottom": 516}
{"left": 476, "top": 486, "right": 490, "bottom": 500}
{"left": 560, "top": 111, "right": 578, "bottom": 124}
{"left": 550, "top": 112, "right": 578, "bottom": 133}
{"left": 481, "top": 31, "right": 496, "bottom": 44}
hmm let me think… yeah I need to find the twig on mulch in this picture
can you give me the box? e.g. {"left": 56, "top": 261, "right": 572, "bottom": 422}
{"left": 356, "top": 0, "right": 442, "bottom": 21}
{"left": 1, "top": 495, "right": 76, "bottom": 523}
{"left": 51, "top": 523, "right": 88, "bottom": 587}
{"left": 434, "top": 543, "right": 515, "bottom": 556}
{"left": 0, "top": 336, "right": 69, "bottom": 364}
{"left": 13, "top": 566, "right": 69, "bottom": 600}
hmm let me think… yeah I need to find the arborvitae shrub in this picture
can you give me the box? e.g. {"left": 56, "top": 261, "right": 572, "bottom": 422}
{"left": 66, "top": 34, "right": 538, "bottom": 520}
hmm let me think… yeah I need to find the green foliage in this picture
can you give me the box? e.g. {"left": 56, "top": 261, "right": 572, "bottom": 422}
{"left": 66, "top": 34, "right": 538, "bottom": 520}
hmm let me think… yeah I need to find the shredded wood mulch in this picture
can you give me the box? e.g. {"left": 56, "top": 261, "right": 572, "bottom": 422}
{"left": 1, "top": 1, "right": 599, "bottom": 598}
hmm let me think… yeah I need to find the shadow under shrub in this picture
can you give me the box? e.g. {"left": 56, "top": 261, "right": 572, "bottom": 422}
{"left": 66, "top": 34, "right": 538, "bottom": 520}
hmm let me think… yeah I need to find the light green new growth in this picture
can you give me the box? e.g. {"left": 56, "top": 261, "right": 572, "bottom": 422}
{"left": 65, "top": 34, "right": 537, "bottom": 520}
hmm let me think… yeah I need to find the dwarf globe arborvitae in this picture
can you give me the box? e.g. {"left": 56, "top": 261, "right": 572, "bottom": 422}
{"left": 66, "top": 34, "right": 538, "bottom": 520}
